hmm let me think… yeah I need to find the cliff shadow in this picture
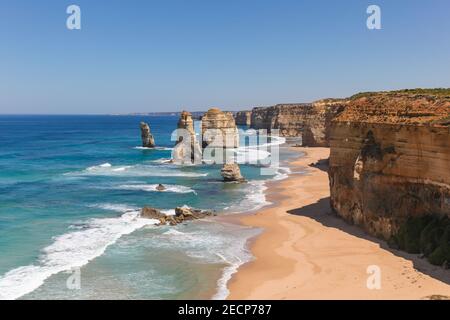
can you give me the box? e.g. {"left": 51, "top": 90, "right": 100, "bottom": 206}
{"left": 287, "top": 197, "right": 450, "bottom": 286}
{"left": 308, "top": 158, "right": 329, "bottom": 173}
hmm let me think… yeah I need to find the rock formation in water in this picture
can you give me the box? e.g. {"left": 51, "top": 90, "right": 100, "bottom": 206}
{"left": 156, "top": 184, "right": 166, "bottom": 191}
{"left": 172, "top": 111, "right": 202, "bottom": 164}
{"left": 328, "top": 91, "right": 450, "bottom": 241}
{"left": 140, "top": 122, "right": 155, "bottom": 148}
{"left": 249, "top": 101, "right": 347, "bottom": 146}
{"left": 221, "top": 163, "right": 245, "bottom": 182}
{"left": 140, "top": 206, "right": 214, "bottom": 226}
{"left": 201, "top": 108, "right": 239, "bottom": 149}
{"left": 234, "top": 111, "right": 252, "bottom": 126}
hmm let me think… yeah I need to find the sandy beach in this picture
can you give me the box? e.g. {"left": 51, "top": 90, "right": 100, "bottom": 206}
{"left": 227, "top": 147, "right": 450, "bottom": 300}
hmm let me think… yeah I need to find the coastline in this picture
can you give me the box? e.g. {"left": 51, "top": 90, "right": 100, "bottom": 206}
{"left": 226, "top": 147, "right": 450, "bottom": 300}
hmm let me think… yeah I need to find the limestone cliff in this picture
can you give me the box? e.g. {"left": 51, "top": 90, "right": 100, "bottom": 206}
{"left": 234, "top": 111, "right": 252, "bottom": 126}
{"left": 172, "top": 111, "right": 202, "bottom": 164}
{"left": 201, "top": 108, "right": 239, "bottom": 149}
{"left": 249, "top": 101, "right": 347, "bottom": 146}
{"left": 329, "top": 92, "right": 450, "bottom": 240}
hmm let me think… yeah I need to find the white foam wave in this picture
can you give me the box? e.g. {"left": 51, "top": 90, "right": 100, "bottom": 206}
{"left": 160, "top": 209, "right": 176, "bottom": 216}
{"left": 90, "top": 203, "right": 139, "bottom": 213}
{"left": 65, "top": 164, "right": 208, "bottom": 178}
{"left": 242, "top": 129, "right": 257, "bottom": 135}
{"left": 116, "top": 184, "right": 197, "bottom": 195}
{"left": 87, "top": 163, "right": 111, "bottom": 171}
{"left": 234, "top": 135, "right": 286, "bottom": 164}
{"left": 134, "top": 146, "right": 173, "bottom": 151}
{"left": 0, "top": 210, "right": 158, "bottom": 300}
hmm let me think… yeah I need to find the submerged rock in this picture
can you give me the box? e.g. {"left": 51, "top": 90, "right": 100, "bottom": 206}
{"left": 140, "top": 207, "right": 166, "bottom": 220}
{"left": 156, "top": 184, "right": 166, "bottom": 191}
{"left": 140, "top": 122, "right": 155, "bottom": 148}
{"left": 221, "top": 163, "right": 245, "bottom": 182}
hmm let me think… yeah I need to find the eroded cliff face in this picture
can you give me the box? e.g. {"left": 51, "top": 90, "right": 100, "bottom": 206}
{"left": 251, "top": 104, "right": 311, "bottom": 137}
{"left": 201, "top": 108, "right": 239, "bottom": 149}
{"left": 234, "top": 111, "right": 252, "bottom": 126}
{"left": 329, "top": 93, "right": 450, "bottom": 239}
{"left": 303, "top": 99, "right": 348, "bottom": 147}
{"left": 250, "top": 101, "right": 347, "bottom": 146}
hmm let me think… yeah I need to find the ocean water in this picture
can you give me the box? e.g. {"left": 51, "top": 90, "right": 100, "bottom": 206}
{"left": 0, "top": 115, "right": 297, "bottom": 300}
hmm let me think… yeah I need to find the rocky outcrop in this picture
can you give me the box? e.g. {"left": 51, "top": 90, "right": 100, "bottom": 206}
{"left": 140, "top": 122, "right": 155, "bottom": 148}
{"left": 141, "top": 206, "right": 214, "bottom": 226}
{"left": 329, "top": 91, "right": 450, "bottom": 240}
{"left": 156, "top": 184, "right": 166, "bottom": 191}
{"left": 201, "top": 108, "right": 239, "bottom": 149}
{"left": 172, "top": 111, "right": 202, "bottom": 164}
{"left": 249, "top": 101, "right": 347, "bottom": 146}
{"left": 234, "top": 111, "right": 252, "bottom": 126}
{"left": 221, "top": 163, "right": 245, "bottom": 182}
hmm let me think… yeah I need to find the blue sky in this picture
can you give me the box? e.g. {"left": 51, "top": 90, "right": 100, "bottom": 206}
{"left": 1, "top": 0, "right": 449, "bottom": 114}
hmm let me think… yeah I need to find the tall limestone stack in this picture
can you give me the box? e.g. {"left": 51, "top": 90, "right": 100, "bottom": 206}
{"left": 234, "top": 111, "right": 252, "bottom": 126}
{"left": 201, "top": 108, "right": 244, "bottom": 181}
{"left": 140, "top": 122, "right": 155, "bottom": 148}
{"left": 201, "top": 108, "right": 239, "bottom": 149}
{"left": 172, "top": 111, "right": 202, "bottom": 164}
{"left": 329, "top": 91, "right": 450, "bottom": 240}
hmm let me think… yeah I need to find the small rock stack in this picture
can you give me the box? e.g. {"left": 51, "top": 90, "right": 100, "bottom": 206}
{"left": 140, "top": 122, "right": 155, "bottom": 148}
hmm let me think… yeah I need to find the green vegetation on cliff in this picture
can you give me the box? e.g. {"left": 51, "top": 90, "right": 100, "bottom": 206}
{"left": 390, "top": 216, "right": 450, "bottom": 267}
{"left": 350, "top": 88, "right": 450, "bottom": 100}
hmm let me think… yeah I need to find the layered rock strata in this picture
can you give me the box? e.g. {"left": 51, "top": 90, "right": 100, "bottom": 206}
{"left": 249, "top": 101, "right": 347, "bottom": 146}
{"left": 234, "top": 111, "right": 252, "bottom": 126}
{"left": 172, "top": 111, "right": 202, "bottom": 164}
{"left": 140, "top": 122, "right": 155, "bottom": 148}
{"left": 329, "top": 92, "right": 450, "bottom": 239}
{"left": 221, "top": 163, "right": 245, "bottom": 182}
{"left": 201, "top": 108, "right": 239, "bottom": 149}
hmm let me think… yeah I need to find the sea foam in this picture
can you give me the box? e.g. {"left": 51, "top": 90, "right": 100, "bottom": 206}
{"left": 65, "top": 163, "right": 208, "bottom": 178}
{"left": 116, "top": 184, "right": 197, "bottom": 194}
{"left": 0, "top": 210, "right": 158, "bottom": 300}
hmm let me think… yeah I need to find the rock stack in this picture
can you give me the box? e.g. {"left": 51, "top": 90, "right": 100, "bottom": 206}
{"left": 140, "top": 122, "right": 155, "bottom": 148}
{"left": 221, "top": 163, "right": 245, "bottom": 182}
{"left": 201, "top": 108, "right": 239, "bottom": 149}
{"left": 172, "top": 111, "right": 202, "bottom": 164}
{"left": 201, "top": 108, "right": 244, "bottom": 181}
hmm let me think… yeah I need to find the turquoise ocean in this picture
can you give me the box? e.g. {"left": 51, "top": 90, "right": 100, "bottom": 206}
{"left": 0, "top": 115, "right": 298, "bottom": 300}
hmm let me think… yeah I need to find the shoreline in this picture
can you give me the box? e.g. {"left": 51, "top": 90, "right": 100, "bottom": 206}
{"left": 225, "top": 147, "right": 450, "bottom": 300}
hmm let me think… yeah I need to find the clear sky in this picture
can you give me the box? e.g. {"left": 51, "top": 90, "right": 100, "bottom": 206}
{"left": 1, "top": 0, "right": 449, "bottom": 114}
